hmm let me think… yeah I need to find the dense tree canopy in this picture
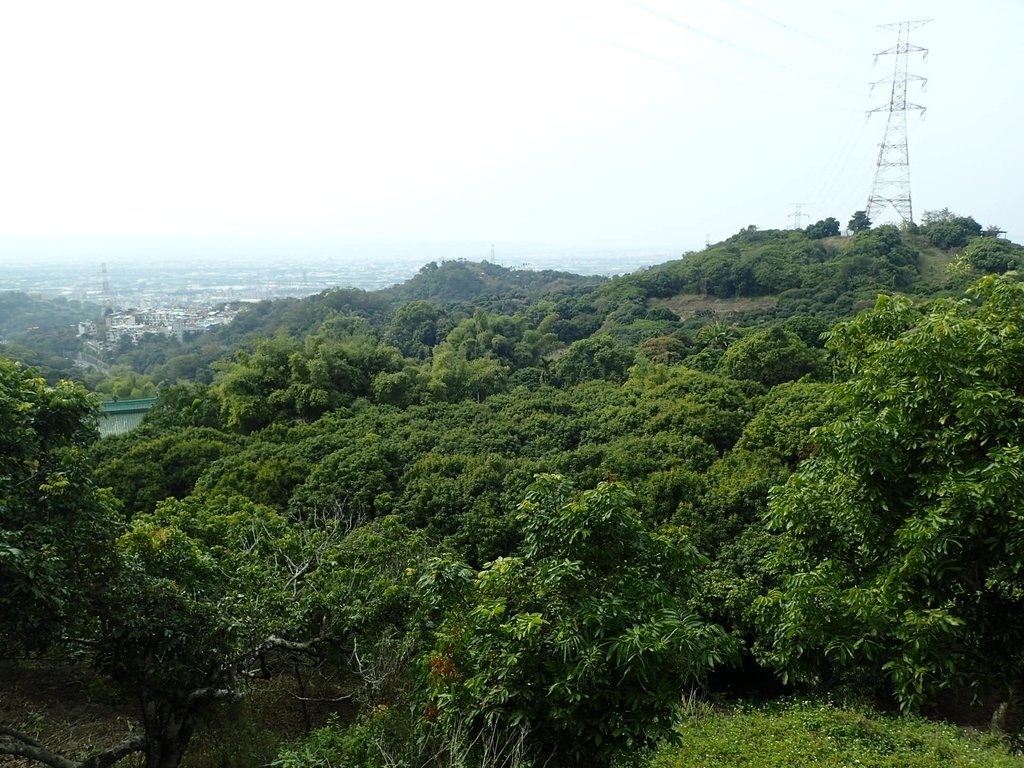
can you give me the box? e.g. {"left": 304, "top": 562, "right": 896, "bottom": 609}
{"left": 422, "top": 475, "right": 735, "bottom": 767}
{"left": 5, "top": 217, "right": 1024, "bottom": 768}
{"left": 0, "top": 360, "right": 120, "bottom": 651}
{"left": 760, "top": 274, "right": 1024, "bottom": 712}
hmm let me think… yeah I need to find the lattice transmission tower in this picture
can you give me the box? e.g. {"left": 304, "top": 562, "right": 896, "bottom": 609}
{"left": 865, "top": 20, "right": 930, "bottom": 225}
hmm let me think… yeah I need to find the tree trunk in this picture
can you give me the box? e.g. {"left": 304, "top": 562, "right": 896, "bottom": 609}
{"left": 990, "top": 685, "right": 1021, "bottom": 736}
{"left": 141, "top": 701, "right": 196, "bottom": 768}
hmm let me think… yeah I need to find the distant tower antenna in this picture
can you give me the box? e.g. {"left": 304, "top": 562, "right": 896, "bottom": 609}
{"left": 101, "top": 262, "right": 112, "bottom": 306}
{"left": 788, "top": 203, "right": 808, "bottom": 230}
{"left": 865, "top": 19, "right": 930, "bottom": 225}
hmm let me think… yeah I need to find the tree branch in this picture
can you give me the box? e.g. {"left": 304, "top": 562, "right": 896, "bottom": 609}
{"left": 187, "top": 687, "right": 241, "bottom": 705}
{"left": 79, "top": 735, "right": 147, "bottom": 768}
{"left": 0, "top": 725, "right": 145, "bottom": 768}
{"left": 261, "top": 634, "right": 324, "bottom": 654}
{"left": 0, "top": 725, "right": 76, "bottom": 768}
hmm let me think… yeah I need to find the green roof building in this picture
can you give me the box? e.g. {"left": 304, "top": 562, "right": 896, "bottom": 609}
{"left": 98, "top": 397, "right": 158, "bottom": 437}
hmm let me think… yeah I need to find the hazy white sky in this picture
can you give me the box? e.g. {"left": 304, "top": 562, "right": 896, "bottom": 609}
{"left": 0, "top": 0, "right": 1020, "bottom": 257}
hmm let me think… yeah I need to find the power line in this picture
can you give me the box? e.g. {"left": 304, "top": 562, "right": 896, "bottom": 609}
{"left": 600, "top": 38, "right": 860, "bottom": 112}
{"left": 620, "top": 0, "right": 869, "bottom": 97}
{"left": 806, "top": 109, "right": 872, "bottom": 219}
{"left": 719, "top": 0, "right": 860, "bottom": 57}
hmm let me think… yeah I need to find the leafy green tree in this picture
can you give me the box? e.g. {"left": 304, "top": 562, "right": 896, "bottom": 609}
{"left": 551, "top": 334, "right": 635, "bottom": 386}
{"left": 759, "top": 274, "right": 1024, "bottom": 714}
{"left": 0, "top": 365, "right": 315, "bottom": 768}
{"left": 98, "top": 496, "right": 293, "bottom": 767}
{"left": 140, "top": 382, "right": 223, "bottom": 430}
{"left": 88, "top": 365, "right": 159, "bottom": 400}
{"left": 637, "top": 366, "right": 760, "bottom": 452}
{"left": 920, "top": 208, "right": 983, "bottom": 249}
{"left": 735, "top": 381, "right": 839, "bottom": 466}
{"left": 805, "top": 217, "right": 841, "bottom": 240}
{"left": 0, "top": 359, "right": 120, "bottom": 651}
{"left": 639, "top": 334, "right": 688, "bottom": 364}
{"left": 422, "top": 475, "right": 735, "bottom": 768}
{"left": 383, "top": 299, "right": 447, "bottom": 359}
{"left": 92, "top": 427, "right": 242, "bottom": 516}
{"left": 214, "top": 334, "right": 403, "bottom": 431}
{"left": 214, "top": 337, "right": 296, "bottom": 432}
{"left": 397, "top": 452, "right": 522, "bottom": 565}
{"left": 371, "top": 365, "right": 429, "bottom": 407}
{"left": 948, "top": 236, "right": 1024, "bottom": 277}
{"left": 194, "top": 441, "right": 312, "bottom": 510}
{"left": 718, "top": 326, "right": 825, "bottom": 387}
{"left": 848, "top": 210, "right": 871, "bottom": 233}
{"left": 428, "top": 349, "right": 509, "bottom": 403}
{"left": 677, "top": 450, "right": 789, "bottom": 640}
{"left": 288, "top": 433, "right": 401, "bottom": 523}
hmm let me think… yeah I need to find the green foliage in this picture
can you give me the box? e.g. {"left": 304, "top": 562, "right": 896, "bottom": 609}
{"left": 0, "top": 337, "right": 84, "bottom": 384}
{"left": 214, "top": 334, "right": 407, "bottom": 431}
{"left": 920, "top": 208, "right": 983, "bottom": 250}
{"left": 92, "top": 426, "right": 243, "bottom": 516}
{"left": 602, "top": 222, "right": 926, "bottom": 330}
{"left": 296, "top": 515, "right": 431, "bottom": 701}
{"left": 88, "top": 364, "right": 159, "bottom": 400}
{"left": 718, "top": 327, "right": 825, "bottom": 387}
{"left": 391, "top": 260, "right": 605, "bottom": 305}
{"left": 552, "top": 334, "right": 635, "bottom": 386}
{"left": 424, "top": 308, "right": 558, "bottom": 402}
{"left": 422, "top": 475, "right": 736, "bottom": 767}
{"left": 13, "top": 227, "right": 1024, "bottom": 766}
{"left": 194, "top": 440, "right": 313, "bottom": 510}
{"left": 638, "top": 334, "right": 688, "bottom": 364}
{"left": 273, "top": 709, "right": 420, "bottom": 768}
{"left": 0, "top": 292, "right": 97, "bottom": 339}
{"left": 849, "top": 210, "right": 872, "bottom": 233}
{"left": 0, "top": 359, "right": 121, "bottom": 651}
{"left": 654, "top": 699, "right": 1024, "bottom": 768}
{"left": 100, "top": 495, "right": 298, "bottom": 696}
{"left": 288, "top": 433, "right": 401, "bottom": 523}
{"left": 383, "top": 299, "right": 448, "bottom": 359}
{"left": 948, "top": 237, "right": 1024, "bottom": 278}
{"left": 676, "top": 450, "right": 789, "bottom": 637}
{"left": 141, "top": 382, "right": 223, "bottom": 430}
{"left": 804, "top": 217, "right": 840, "bottom": 240}
{"left": 841, "top": 224, "right": 919, "bottom": 288}
{"left": 397, "top": 452, "right": 524, "bottom": 565}
{"left": 760, "top": 274, "right": 1024, "bottom": 710}
{"left": 735, "top": 381, "right": 839, "bottom": 465}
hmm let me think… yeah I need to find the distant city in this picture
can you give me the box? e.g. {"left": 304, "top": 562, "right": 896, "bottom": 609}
{"left": 1, "top": 239, "right": 678, "bottom": 305}
{"left": 1, "top": 240, "right": 679, "bottom": 352}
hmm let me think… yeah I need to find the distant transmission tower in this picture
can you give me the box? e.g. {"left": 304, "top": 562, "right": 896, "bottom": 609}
{"left": 865, "top": 20, "right": 930, "bottom": 225}
{"left": 101, "top": 262, "right": 113, "bottom": 306}
{"left": 788, "top": 203, "right": 808, "bottom": 230}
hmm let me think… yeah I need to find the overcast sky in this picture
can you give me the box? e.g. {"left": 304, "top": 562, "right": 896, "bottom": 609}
{"left": 1, "top": 0, "right": 1020, "bottom": 260}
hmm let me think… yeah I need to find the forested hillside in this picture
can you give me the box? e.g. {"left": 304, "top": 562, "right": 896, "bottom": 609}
{"left": 4, "top": 216, "right": 1024, "bottom": 768}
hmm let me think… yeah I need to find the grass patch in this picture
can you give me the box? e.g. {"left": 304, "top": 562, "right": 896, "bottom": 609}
{"left": 650, "top": 699, "right": 1024, "bottom": 768}
{"left": 652, "top": 294, "right": 778, "bottom": 320}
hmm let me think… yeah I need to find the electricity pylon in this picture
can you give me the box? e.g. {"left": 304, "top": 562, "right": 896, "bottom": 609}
{"left": 865, "top": 19, "right": 930, "bottom": 225}
{"left": 788, "top": 203, "right": 808, "bottom": 230}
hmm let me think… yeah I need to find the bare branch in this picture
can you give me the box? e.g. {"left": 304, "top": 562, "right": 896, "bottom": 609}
{"left": 291, "top": 693, "right": 353, "bottom": 703}
{"left": 264, "top": 634, "right": 323, "bottom": 653}
{"left": 0, "top": 725, "right": 144, "bottom": 768}
{"left": 187, "top": 687, "right": 241, "bottom": 705}
{"left": 79, "top": 735, "right": 147, "bottom": 768}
